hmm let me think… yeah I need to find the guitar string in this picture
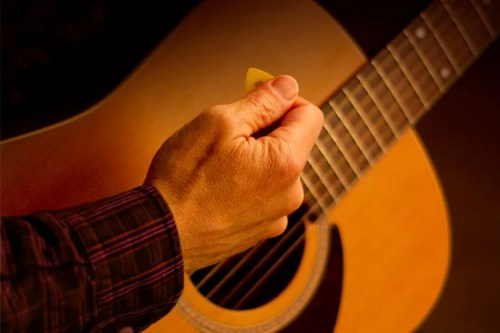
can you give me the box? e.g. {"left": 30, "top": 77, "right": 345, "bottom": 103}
{"left": 233, "top": 232, "right": 307, "bottom": 309}
{"left": 306, "top": 154, "right": 340, "bottom": 202}
{"left": 421, "top": 7, "right": 462, "bottom": 73}
{"left": 358, "top": 67, "right": 411, "bottom": 133}
{"left": 330, "top": 99, "right": 375, "bottom": 166}
{"left": 313, "top": 133, "right": 352, "bottom": 189}
{"left": 419, "top": 8, "right": 467, "bottom": 75}
{"left": 441, "top": 0, "right": 479, "bottom": 56}
{"left": 324, "top": 79, "right": 402, "bottom": 166}
{"left": 435, "top": 0, "right": 479, "bottom": 62}
{"left": 403, "top": 28, "right": 446, "bottom": 96}
{"left": 192, "top": 190, "right": 320, "bottom": 293}
{"left": 219, "top": 206, "right": 317, "bottom": 308}
{"left": 387, "top": 44, "right": 429, "bottom": 110}
{"left": 342, "top": 87, "right": 389, "bottom": 153}
{"left": 200, "top": 164, "right": 359, "bottom": 304}
{"left": 355, "top": 72, "right": 405, "bottom": 138}
{"left": 426, "top": 1, "right": 478, "bottom": 69}
{"left": 204, "top": 213, "right": 308, "bottom": 301}
{"left": 470, "top": 0, "right": 496, "bottom": 38}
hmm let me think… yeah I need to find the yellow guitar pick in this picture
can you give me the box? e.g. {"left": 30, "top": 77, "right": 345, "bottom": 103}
{"left": 244, "top": 67, "right": 274, "bottom": 93}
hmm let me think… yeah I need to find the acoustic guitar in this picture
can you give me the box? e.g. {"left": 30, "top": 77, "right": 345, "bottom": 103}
{"left": 1, "top": 0, "right": 498, "bottom": 332}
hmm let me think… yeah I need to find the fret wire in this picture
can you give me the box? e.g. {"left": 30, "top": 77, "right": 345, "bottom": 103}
{"left": 452, "top": 0, "right": 493, "bottom": 52}
{"left": 356, "top": 73, "right": 401, "bottom": 138}
{"left": 309, "top": 121, "right": 382, "bottom": 206}
{"left": 403, "top": 28, "right": 445, "bottom": 93}
{"left": 313, "top": 188, "right": 336, "bottom": 213}
{"left": 425, "top": 1, "right": 480, "bottom": 71}
{"left": 304, "top": 167, "right": 345, "bottom": 207}
{"left": 342, "top": 88, "right": 387, "bottom": 152}
{"left": 300, "top": 187, "right": 336, "bottom": 221}
{"left": 309, "top": 144, "right": 349, "bottom": 192}
{"left": 386, "top": 44, "right": 430, "bottom": 109}
{"left": 371, "top": 58, "right": 416, "bottom": 124}
{"left": 441, "top": 0, "right": 479, "bottom": 57}
{"left": 313, "top": 141, "right": 350, "bottom": 189}
{"left": 329, "top": 100, "right": 374, "bottom": 165}
{"left": 420, "top": 12, "right": 461, "bottom": 73}
{"left": 470, "top": 0, "right": 496, "bottom": 38}
{"left": 300, "top": 172, "right": 329, "bottom": 213}
{"left": 305, "top": 158, "right": 339, "bottom": 201}
{"left": 302, "top": 165, "right": 335, "bottom": 205}
{"left": 322, "top": 117, "right": 362, "bottom": 177}
{"left": 389, "top": 34, "right": 443, "bottom": 108}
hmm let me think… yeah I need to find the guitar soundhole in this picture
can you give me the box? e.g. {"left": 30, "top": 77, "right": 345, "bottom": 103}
{"left": 189, "top": 203, "right": 309, "bottom": 310}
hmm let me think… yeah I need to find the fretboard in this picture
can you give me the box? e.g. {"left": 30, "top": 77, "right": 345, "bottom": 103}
{"left": 300, "top": 0, "right": 498, "bottom": 219}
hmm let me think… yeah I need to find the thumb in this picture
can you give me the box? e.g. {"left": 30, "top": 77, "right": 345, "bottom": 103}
{"left": 232, "top": 75, "right": 299, "bottom": 136}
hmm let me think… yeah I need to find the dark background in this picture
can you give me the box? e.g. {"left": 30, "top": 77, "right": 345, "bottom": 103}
{"left": 1, "top": 0, "right": 499, "bottom": 331}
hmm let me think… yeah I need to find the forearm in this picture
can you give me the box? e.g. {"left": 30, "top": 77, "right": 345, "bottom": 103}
{"left": 1, "top": 185, "right": 183, "bottom": 332}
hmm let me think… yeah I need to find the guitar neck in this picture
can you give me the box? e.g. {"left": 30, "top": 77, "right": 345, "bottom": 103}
{"left": 300, "top": 0, "right": 498, "bottom": 218}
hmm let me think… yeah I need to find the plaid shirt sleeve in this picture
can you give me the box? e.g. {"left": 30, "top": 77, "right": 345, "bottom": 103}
{"left": 1, "top": 185, "right": 184, "bottom": 333}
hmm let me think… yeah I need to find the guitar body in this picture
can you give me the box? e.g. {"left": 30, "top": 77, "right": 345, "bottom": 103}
{"left": 0, "top": 0, "right": 450, "bottom": 332}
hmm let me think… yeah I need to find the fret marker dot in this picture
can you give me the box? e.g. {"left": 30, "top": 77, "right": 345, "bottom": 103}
{"left": 415, "top": 26, "right": 426, "bottom": 39}
{"left": 440, "top": 67, "right": 451, "bottom": 79}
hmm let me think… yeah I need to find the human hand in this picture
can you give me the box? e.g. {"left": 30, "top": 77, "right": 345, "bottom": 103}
{"left": 145, "top": 75, "right": 323, "bottom": 272}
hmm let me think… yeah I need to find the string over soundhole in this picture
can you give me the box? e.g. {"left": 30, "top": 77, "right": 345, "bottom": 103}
{"left": 189, "top": 202, "right": 310, "bottom": 310}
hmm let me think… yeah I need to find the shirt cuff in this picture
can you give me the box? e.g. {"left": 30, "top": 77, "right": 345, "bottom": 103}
{"left": 54, "top": 185, "right": 184, "bottom": 332}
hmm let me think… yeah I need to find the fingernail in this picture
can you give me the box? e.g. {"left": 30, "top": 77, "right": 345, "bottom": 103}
{"left": 271, "top": 75, "right": 298, "bottom": 100}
